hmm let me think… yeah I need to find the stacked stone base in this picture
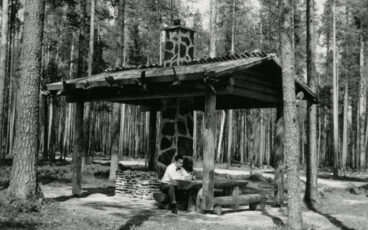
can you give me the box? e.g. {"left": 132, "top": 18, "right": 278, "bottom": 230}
{"left": 115, "top": 170, "right": 162, "bottom": 200}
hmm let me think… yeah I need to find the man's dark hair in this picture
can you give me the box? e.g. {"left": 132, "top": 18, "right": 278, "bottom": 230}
{"left": 174, "top": 154, "right": 184, "bottom": 161}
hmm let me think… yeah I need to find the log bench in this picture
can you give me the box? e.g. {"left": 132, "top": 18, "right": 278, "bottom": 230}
{"left": 154, "top": 179, "right": 265, "bottom": 214}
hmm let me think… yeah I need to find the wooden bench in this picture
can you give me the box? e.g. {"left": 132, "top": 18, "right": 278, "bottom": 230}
{"left": 196, "top": 187, "right": 265, "bottom": 215}
{"left": 154, "top": 179, "right": 265, "bottom": 214}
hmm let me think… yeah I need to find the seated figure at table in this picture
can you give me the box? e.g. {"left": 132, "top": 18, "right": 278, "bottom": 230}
{"left": 161, "top": 154, "right": 192, "bottom": 214}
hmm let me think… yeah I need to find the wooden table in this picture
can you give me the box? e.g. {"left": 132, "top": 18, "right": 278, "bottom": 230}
{"left": 154, "top": 179, "right": 264, "bottom": 214}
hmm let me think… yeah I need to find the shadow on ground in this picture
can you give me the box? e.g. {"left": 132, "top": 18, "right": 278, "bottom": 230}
{"left": 53, "top": 186, "right": 115, "bottom": 202}
{"left": 118, "top": 209, "right": 157, "bottom": 230}
{"left": 0, "top": 181, "right": 9, "bottom": 191}
{"left": 308, "top": 205, "right": 355, "bottom": 230}
{"left": 261, "top": 209, "right": 285, "bottom": 227}
{"left": 318, "top": 174, "right": 368, "bottom": 183}
{"left": 0, "top": 220, "right": 40, "bottom": 230}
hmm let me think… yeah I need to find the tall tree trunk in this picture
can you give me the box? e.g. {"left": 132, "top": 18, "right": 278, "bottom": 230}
{"left": 273, "top": 107, "right": 284, "bottom": 206}
{"left": 216, "top": 110, "right": 226, "bottom": 162}
{"left": 47, "top": 97, "right": 54, "bottom": 160}
{"left": 305, "top": 0, "right": 319, "bottom": 206}
{"left": 82, "top": 0, "right": 96, "bottom": 170}
{"left": 332, "top": 1, "right": 339, "bottom": 177}
{"left": 260, "top": 111, "right": 265, "bottom": 168}
{"left": 226, "top": 0, "right": 236, "bottom": 168}
{"left": 240, "top": 112, "right": 245, "bottom": 165}
{"left": 342, "top": 79, "right": 348, "bottom": 175}
{"left": 8, "top": 0, "right": 45, "bottom": 200}
{"left": 280, "top": 0, "right": 303, "bottom": 228}
{"left": 358, "top": 33, "right": 366, "bottom": 172}
{"left": 209, "top": 0, "right": 217, "bottom": 58}
{"left": 0, "top": 0, "right": 9, "bottom": 159}
{"left": 193, "top": 111, "right": 197, "bottom": 160}
{"left": 115, "top": 0, "right": 125, "bottom": 68}
{"left": 119, "top": 104, "right": 126, "bottom": 157}
{"left": 226, "top": 110, "right": 233, "bottom": 168}
{"left": 72, "top": 0, "right": 87, "bottom": 195}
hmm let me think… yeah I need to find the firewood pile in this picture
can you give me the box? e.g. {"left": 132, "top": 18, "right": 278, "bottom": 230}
{"left": 115, "top": 170, "right": 162, "bottom": 200}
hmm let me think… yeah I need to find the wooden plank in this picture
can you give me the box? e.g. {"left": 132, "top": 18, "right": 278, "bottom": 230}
{"left": 212, "top": 179, "right": 249, "bottom": 188}
{"left": 66, "top": 87, "right": 206, "bottom": 103}
{"left": 202, "top": 89, "right": 216, "bottom": 211}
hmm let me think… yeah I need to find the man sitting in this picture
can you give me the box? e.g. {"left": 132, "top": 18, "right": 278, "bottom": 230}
{"left": 161, "top": 154, "right": 192, "bottom": 214}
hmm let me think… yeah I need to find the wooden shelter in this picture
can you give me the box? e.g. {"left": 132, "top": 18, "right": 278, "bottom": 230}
{"left": 46, "top": 20, "right": 317, "bottom": 211}
{"left": 46, "top": 54, "right": 316, "bottom": 109}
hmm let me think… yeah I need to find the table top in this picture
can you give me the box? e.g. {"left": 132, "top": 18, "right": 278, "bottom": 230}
{"left": 174, "top": 179, "right": 249, "bottom": 190}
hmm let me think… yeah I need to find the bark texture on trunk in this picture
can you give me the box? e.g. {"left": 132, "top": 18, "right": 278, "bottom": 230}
{"left": 342, "top": 80, "right": 348, "bottom": 175}
{"left": 8, "top": 0, "right": 44, "bottom": 200}
{"left": 358, "top": 34, "right": 366, "bottom": 171}
{"left": 115, "top": 0, "right": 126, "bottom": 68}
{"left": 209, "top": 0, "right": 217, "bottom": 58}
{"left": 332, "top": 2, "right": 339, "bottom": 176}
{"left": 305, "top": 0, "right": 319, "bottom": 205}
{"left": 280, "top": 0, "right": 303, "bottom": 228}
{"left": 273, "top": 107, "right": 284, "bottom": 207}
{"left": 72, "top": 0, "right": 87, "bottom": 195}
{"left": 0, "top": 0, "right": 9, "bottom": 158}
{"left": 226, "top": 110, "right": 233, "bottom": 168}
{"left": 216, "top": 110, "right": 225, "bottom": 162}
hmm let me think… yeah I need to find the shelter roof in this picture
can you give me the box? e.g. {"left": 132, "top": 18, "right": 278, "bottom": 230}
{"left": 46, "top": 51, "right": 317, "bottom": 110}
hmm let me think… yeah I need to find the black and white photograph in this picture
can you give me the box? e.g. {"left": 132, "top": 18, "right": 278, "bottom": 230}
{"left": 0, "top": 0, "right": 368, "bottom": 229}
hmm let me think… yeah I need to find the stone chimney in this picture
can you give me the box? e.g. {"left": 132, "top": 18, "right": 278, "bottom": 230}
{"left": 156, "top": 20, "right": 196, "bottom": 178}
{"left": 163, "top": 19, "right": 195, "bottom": 67}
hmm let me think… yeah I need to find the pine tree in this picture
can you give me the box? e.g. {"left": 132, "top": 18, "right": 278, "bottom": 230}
{"left": 280, "top": 0, "right": 303, "bottom": 228}
{"left": 8, "top": 0, "right": 45, "bottom": 200}
{"left": 305, "top": 0, "right": 319, "bottom": 206}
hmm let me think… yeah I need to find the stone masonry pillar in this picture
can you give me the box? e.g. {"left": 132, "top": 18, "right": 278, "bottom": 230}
{"left": 156, "top": 20, "right": 196, "bottom": 178}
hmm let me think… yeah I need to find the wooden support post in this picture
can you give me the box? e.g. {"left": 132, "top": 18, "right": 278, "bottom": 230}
{"left": 148, "top": 110, "right": 157, "bottom": 170}
{"left": 202, "top": 87, "right": 216, "bottom": 211}
{"left": 72, "top": 102, "right": 84, "bottom": 195}
{"left": 232, "top": 186, "right": 240, "bottom": 209}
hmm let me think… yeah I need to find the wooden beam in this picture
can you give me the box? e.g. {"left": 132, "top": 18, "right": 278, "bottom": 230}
{"left": 229, "top": 78, "right": 280, "bottom": 96}
{"left": 202, "top": 88, "right": 216, "bottom": 211}
{"left": 72, "top": 102, "right": 83, "bottom": 195}
{"left": 232, "top": 73, "right": 279, "bottom": 90}
{"left": 227, "top": 86, "right": 281, "bottom": 104}
{"left": 213, "top": 194, "right": 263, "bottom": 206}
{"left": 148, "top": 110, "right": 157, "bottom": 170}
{"left": 85, "top": 89, "right": 205, "bottom": 102}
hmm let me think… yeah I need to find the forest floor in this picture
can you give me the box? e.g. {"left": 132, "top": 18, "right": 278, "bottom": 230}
{"left": 0, "top": 158, "right": 368, "bottom": 230}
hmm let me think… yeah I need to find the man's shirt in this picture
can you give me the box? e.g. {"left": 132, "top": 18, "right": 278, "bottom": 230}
{"left": 161, "top": 163, "right": 190, "bottom": 183}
